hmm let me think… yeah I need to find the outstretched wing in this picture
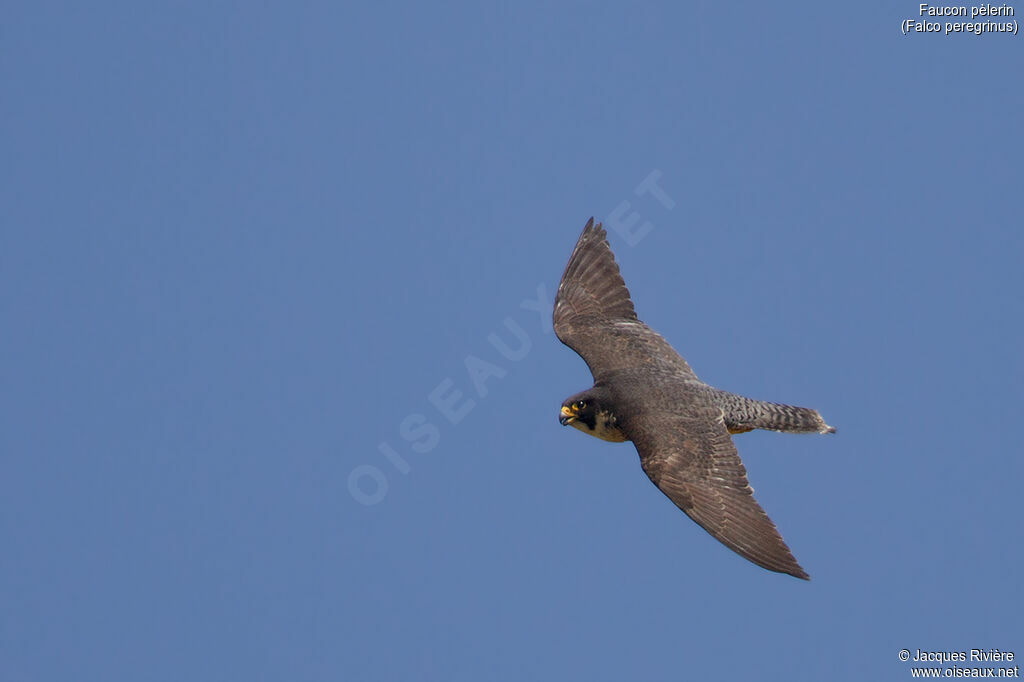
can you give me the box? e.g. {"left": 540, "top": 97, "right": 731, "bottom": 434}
{"left": 627, "top": 396, "right": 810, "bottom": 580}
{"left": 553, "top": 218, "right": 696, "bottom": 382}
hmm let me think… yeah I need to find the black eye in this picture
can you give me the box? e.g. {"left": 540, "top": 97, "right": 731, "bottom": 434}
{"left": 575, "top": 400, "right": 587, "bottom": 409}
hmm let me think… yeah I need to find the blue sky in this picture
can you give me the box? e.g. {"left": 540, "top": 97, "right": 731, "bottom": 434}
{"left": 3, "top": 2, "right": 1022, "bottom": 680}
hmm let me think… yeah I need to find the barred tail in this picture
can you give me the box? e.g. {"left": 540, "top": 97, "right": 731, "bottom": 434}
{"left": 705, "top": 387, "right": 836, "bottom": 435}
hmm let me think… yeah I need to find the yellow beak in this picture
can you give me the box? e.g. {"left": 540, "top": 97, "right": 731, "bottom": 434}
{"left": 559, "top": 405, "right": 577, "bottom": 425}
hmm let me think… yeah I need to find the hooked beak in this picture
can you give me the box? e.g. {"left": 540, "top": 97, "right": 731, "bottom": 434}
{"left": 559, "top": 405, "right": 577, "bottom": 426}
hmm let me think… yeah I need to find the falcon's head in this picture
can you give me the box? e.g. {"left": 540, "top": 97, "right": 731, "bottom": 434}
{"left": 559, "top": 388, "right": 627, "bottom": 443}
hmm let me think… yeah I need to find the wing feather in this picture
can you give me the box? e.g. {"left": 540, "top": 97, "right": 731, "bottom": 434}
{"left": 629, "top": 401, "right": 810, "bottom": 580}
{"left": 553, "top": 219, "right": 696, "bottom": 382}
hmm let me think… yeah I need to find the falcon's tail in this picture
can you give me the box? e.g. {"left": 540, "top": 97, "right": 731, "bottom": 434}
{"left": 706, "top": 388, "right": 836, "bottom": 435}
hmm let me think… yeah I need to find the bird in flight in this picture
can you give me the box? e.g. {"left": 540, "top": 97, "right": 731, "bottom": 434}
{"left": 554, "top": 218, "right": 834, "bottom": 580}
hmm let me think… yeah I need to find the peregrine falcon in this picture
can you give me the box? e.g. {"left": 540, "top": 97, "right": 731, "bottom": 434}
{"left": 555, "top": 218, "right": 834, "bottom": 580}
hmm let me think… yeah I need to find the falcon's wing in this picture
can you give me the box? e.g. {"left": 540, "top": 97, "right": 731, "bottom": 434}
{"left": 627, "top": 398, "right": 809, "bottom": 580}
{"left": 553, "top": 219, "right": 696, "bottom": 382}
